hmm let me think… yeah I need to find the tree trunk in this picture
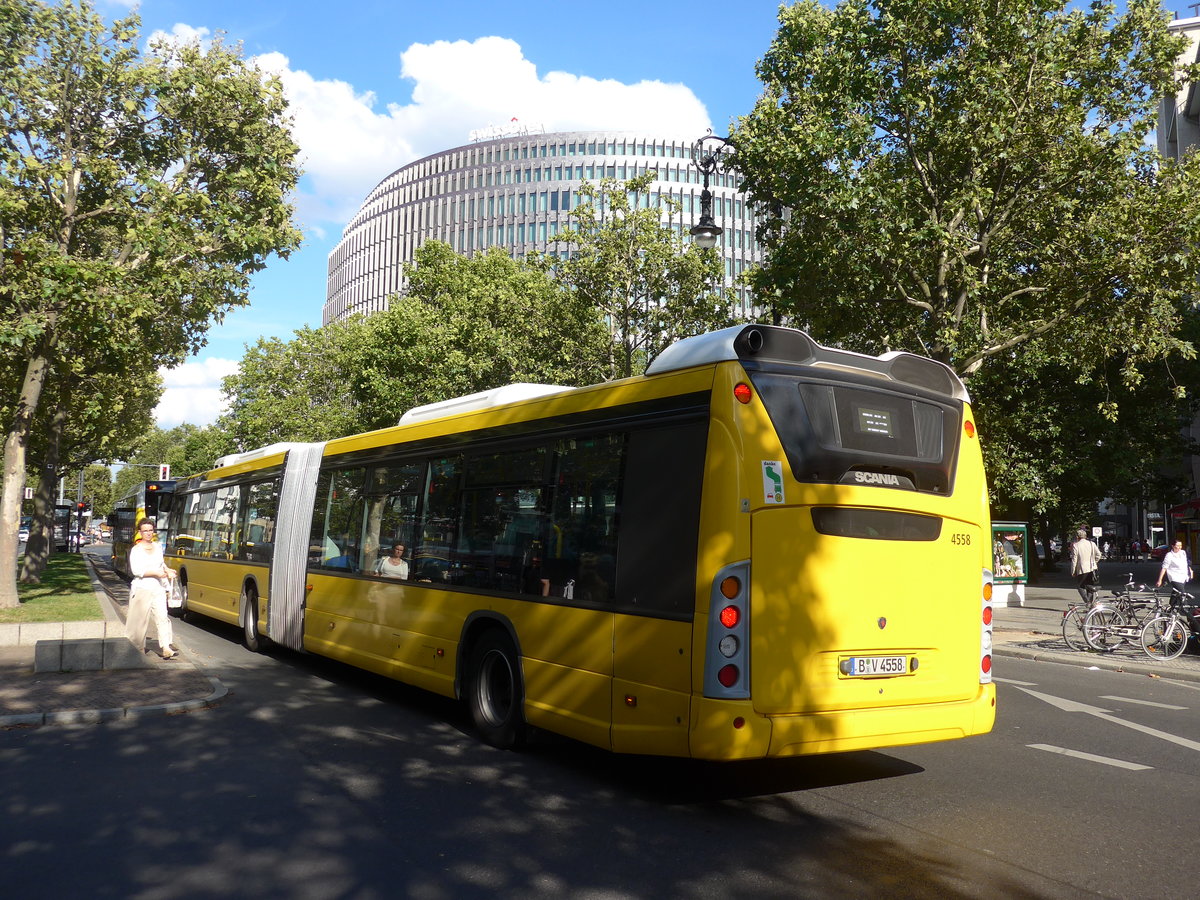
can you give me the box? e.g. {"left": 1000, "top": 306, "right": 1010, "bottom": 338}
{"left": 0, "top": 351, "right": 53, "bottom": 609}
{"left": 20, "top": 402, "right": 67, "bottom": 583}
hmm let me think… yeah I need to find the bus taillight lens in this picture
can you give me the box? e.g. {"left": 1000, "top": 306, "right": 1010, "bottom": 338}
{"left": 982, "top": 581, "right": 993, "bottom": 602}
{"left": 964, "top": 421, "right": 976, "bottom": 439}
{"left": 706, "top": 562, "right": 751, "bottom": 699}
{"left": 981, "top": 655, "right": 992, "bottom": 675}
{"left": 982, "top": 606, "right": 992, "bottom": 626}
{"left": 734, "top": 383, "right": 752, "bottom": 404}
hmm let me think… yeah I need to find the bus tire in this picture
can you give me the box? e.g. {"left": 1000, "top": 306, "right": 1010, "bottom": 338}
{"left": 466, "top": 630, "right": 526, "bottom": 749}
{"left": 241, "top": 586, "right": 265, "bottom": 653}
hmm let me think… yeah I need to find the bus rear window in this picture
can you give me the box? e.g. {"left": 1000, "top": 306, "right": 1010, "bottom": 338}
{"left": 812, "top": 507, "right": 943, "bottom": 541}
{"left": 750, "top": 372, "right": 961, "bottom": 494}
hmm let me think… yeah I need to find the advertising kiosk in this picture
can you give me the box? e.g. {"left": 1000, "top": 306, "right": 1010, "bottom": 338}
{"left": 991, "top": 521, "right": 1029, "bottom": 608}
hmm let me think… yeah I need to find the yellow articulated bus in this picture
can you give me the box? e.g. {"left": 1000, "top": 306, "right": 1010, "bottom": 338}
{"left": 166, "top": 325, "right": 995, "bottom": 759}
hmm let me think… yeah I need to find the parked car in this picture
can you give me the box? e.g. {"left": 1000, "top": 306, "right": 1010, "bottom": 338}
{"left": 18, "top": 527, "right": 30, "bottom": 543}
{"left": 1150, "top": 544, "right": 1170, "bottom": 561}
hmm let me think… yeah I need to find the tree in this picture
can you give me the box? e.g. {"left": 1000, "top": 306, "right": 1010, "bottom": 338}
{"left": 0, "top": 1, "right": 301, "bottom": 606}
{"left": 219, "top": 242, "right": 614, "bottom": 449}
{"left": 731, "top": 0, "right": 1200, "bottom": 385}
{"left": 111, "top": 424, "right": 235, "bottom": 502}
{"left": 381, "top": 242, "right": 612, "bottom": 409}
{"left": 552, "top": 174, "right": 738, "bottom": 379}
{"left": 217, "top": 320, "right": 369, "bottom": 450}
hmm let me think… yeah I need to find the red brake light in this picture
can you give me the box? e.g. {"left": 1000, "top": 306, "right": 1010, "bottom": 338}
{"left": 982, "top": 606, "right": 993, "bottom": 626}
{"left": 981, "top": 655, "right": 992, "bottom": 674}
{"left": 719, "top": 605, "right": 740, "bottom": 628}
{"left": 733, "top": 383, "right": 752, "bottom": 404}
{"left": 717, "top": 664, "right": 739, "bottom": 687}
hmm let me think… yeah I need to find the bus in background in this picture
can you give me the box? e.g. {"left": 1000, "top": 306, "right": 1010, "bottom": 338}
{"left": 109, "top": 480, "right": 176, "bottom": 579}
{"left": 166, "top": 325, "right": 995, "bottom": 759}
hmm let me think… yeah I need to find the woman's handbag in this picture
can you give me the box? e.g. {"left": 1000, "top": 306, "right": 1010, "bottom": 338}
{"left": 167, "top": 577, "right": 184, "bottom": 610}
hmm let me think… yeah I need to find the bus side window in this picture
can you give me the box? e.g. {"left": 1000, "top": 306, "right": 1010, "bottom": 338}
{"left": 309, "top": 467, "right": 367, "bottom": 572}
{"left": 364, "top": 462, "right": 422, "bottom": 577}
{"left": 546, "top": 434, "right": 622, "bottom": 603}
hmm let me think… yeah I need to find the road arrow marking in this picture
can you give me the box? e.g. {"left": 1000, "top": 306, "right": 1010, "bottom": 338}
{"left": 1100, "top": 695, "right": 1187, "bottom": 710}
{"left": 1016, "top": 687, "right": 1200, "bottom": 752}
{"left": 1027, "top": 744, "right": 1152, "bottom": 771}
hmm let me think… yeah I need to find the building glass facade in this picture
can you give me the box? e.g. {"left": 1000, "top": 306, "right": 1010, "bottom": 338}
{"left": 324, "top": 130, "right": 764, "bottom": 325}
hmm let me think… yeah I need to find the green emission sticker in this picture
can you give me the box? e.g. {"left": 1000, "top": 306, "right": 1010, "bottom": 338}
{"left": 762, "top": 460, "right": 784, "bottom": 504}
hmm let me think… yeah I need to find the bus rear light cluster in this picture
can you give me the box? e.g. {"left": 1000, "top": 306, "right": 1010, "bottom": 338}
{"left": 705, "top": 562, "right": 751, "bottom": 699}
{"left": 980, "top": 570, "right": 994, "bottom": 684}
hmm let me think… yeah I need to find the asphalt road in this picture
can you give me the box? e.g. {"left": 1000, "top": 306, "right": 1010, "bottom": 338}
{"left": 3, "top": 607, "right": 1199, "bottom": 898}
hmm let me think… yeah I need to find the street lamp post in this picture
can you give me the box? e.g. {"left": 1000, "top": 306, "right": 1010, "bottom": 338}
{"left": 689, "top": 132, "right": 734, "bottom": 250}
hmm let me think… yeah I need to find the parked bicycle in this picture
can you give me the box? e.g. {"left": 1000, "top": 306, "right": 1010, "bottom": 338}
{"left": 1080, "top": 581, "right": 1165, "bottom": 653}
{"left": 1061, "top": 573, "right": 1146, "bottom": 651}
{"left": 1139, "top": 588, "right": 1199, "bottom": 661}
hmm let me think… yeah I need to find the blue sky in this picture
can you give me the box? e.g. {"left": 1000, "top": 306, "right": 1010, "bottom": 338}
{"left": 94, "top": 0, "right": 785, "bottom": 427}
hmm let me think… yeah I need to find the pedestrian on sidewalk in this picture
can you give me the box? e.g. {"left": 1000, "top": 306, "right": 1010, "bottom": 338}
{"left": 1070, "top": 529, "right": 1101, "bottom": 603}
{"left": 1155, "top": 540, "right": 1193, "bottom": 594}
{"left": 126, "top": 518, "right": 178, "bottom": 660}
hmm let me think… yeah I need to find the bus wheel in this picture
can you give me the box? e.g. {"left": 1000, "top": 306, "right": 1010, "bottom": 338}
{"left": 241, "top": 587, "right": 265, "bottom": 653}
{"left": 467, "top": 630, "right": 526, "bottom": 749}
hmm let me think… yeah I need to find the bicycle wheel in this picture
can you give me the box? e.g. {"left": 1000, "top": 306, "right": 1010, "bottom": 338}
{"left": 1083, "top": 606, "right": 1128, "bottom": 652}
{"left": 1061, "top": 605, "right": 1090, "bottom": 651}
{"left": 1140, "top": 615, "right": 1190, "bottom": 661}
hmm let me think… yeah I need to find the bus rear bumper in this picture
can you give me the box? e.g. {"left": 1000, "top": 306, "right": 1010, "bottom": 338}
{"left": 690, "top": 685, "right": 996, "bottom": 760}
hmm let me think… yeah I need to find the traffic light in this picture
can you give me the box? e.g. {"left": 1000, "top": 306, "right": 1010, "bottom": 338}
{"left": 76, "top": 501, "right": 90, "bottom": 514}
{"left": 159, "top": 463, "right": 171, "bottom": 480}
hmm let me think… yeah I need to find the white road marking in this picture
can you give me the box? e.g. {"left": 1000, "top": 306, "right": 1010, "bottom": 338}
{"left": 1027, "top": 744, "right": 1152, "bottom": 770}
{"left": 994, "top": 677, "right": 1038, "bottom": 686}
{"left": 1100, "top": 696, "right": 1187, "bottom": 710}
{"left": 1017, "top": 687, "right": 1200, "bottom": 751}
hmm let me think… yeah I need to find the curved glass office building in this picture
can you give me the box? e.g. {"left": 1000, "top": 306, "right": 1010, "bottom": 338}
{"left": 324, "top": 130, "right": 764, "bottom": 325}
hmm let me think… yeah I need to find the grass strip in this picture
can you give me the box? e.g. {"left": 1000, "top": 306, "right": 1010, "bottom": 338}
{"left": 0, "top": 553, "right": 104, "bottom": 623}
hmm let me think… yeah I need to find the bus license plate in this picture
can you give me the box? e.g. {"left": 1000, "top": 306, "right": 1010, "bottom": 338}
{"left": 844, "top": 655, "right": 909, "bottom": 677}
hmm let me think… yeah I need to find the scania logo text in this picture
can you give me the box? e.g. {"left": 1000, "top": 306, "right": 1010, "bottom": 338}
{"left": 854, "top": 471, "right": 901, "bottom": 486}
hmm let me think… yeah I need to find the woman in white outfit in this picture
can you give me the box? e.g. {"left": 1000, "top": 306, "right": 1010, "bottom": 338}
{"left": 126, "top": 519, "right": 177, "bottom": 660}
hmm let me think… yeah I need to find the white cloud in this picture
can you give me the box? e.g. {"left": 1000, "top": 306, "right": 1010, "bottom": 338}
{"left": 255, "top": 36, "right": 712, "bottom": 229}
{"left": 155, "top": 358, "right": 240, "bottom": 428}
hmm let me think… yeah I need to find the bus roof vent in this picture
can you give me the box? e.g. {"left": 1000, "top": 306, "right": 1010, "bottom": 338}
{"left": 213, "top": 442, "right": 308, "bottom": 469}
{"left": 399, "top": 383, "right": 573, "bottom": 425}
{"left": 647, "top": 325, "right": 817, "bottom": 375}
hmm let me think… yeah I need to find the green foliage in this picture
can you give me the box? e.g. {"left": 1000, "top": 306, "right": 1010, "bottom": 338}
{"left": 219, "top": 242, "right": 613, "bottom": 449}
{"left": 732, "top": 0, "right": 1200, "bottom": 385}
{"left": 111, "top": 423, "right": 234, "bottom": 498}
{"left": 218, "top": 321, "right": 369, "bottom": 449}
{"left": 0, "top": 0, "right": 302, "bottom": 606}
{"left": 975, "top": 338, "right": 1200, "bottom": 520}
{"left": 552, "top": 174, "right": 738, "bottom": 379}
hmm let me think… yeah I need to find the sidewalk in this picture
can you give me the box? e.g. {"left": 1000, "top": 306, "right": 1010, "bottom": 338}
{"left": 991, "top": 559, "right": 1200, "bottom": 683}
{"left": 0, "top": 549, "right": 225, "bottom": 727}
